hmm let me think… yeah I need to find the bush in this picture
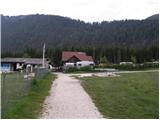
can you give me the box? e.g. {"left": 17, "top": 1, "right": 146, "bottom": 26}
{"left": 97, "top": 63, "right": 108, "bottom": 68}
{"left": 96, "top": 63, "right": 115, "bottom": 68}
{"left": 113, "top": 62, "right": 159, "bottom": 70}
{"left": 143, "top": 62, "right": 159, "bottom": 68}
{"left": 114, "top": 64, "right": 135, "bottom": 70}
{"left": 79, "top": 66, "right": 94, "bottom": 72}
{"left": 64, "top": 67, "right": 78, "bottom": 73}
{"left": 65, "top": 66, "right": 94, "bottom": 73}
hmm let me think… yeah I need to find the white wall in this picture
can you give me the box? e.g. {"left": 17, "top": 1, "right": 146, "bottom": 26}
{"left": 76, "top": 61, "right": 94, "bottom": 69}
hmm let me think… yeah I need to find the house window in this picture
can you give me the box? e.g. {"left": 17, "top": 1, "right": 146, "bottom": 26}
{"left": 78, "top": 64, "right": 82, "bottom": 66}
{"left": 2, "top": 63, "right": 10, "bottom": 67}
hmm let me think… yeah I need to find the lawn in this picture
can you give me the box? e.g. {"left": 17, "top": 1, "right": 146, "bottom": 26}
{"left": 2, "top": 72, "right": 56, "bottom": 119}
{"left": 79, "top": 71, "right": 159, "bottom": 119}
{"left": 1, "top": 72, "right": 31, "bottom": 118}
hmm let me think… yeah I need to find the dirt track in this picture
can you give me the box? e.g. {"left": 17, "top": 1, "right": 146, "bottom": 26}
{"left": 40, "top": 72, "right": 103, "bottom": 119}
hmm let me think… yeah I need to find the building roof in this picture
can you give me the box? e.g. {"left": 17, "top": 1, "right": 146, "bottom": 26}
{"left": 1, "top": 58, "right": 48, "bottom": 65}
{"left": 62, "top": 51, "right": 93, "bottom": 62}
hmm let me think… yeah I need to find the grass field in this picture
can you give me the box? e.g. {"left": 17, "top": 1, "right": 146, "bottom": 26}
{"left": 79, "top": 71, "right": 159, "bottom": 119}
{"left": 2, "top": 72, "right": 56, "bottom": 119}
{"left": 1, "top": 72, "right": 31, "bottom": 118}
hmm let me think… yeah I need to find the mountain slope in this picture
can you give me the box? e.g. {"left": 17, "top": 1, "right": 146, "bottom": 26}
{"left": 1, "top": 14, "right": 159, "bottom": 53}
{"left": 146, "top": 14, "right": 159, "bottom": 20}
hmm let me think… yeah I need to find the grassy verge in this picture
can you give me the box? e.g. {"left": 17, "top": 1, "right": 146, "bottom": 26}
{"left": 2, "top": 72, "right": 31, "bottom": 118}
{"left": 79, "top": 71, "right": 159, "bottom": 119}
{"left": 3, "top": 72, "right": 56, "bottom": 119}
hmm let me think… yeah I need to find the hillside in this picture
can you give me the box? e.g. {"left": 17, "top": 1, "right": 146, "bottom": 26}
{"left": 1, "top": 14, "right": 159, "bottom": 53}
{"left": 146, "top": 14, "right": 159, "bottom": 20}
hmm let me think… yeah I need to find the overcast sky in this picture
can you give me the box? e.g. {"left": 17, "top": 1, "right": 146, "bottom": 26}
{"left": 0, "top": 0, "right": 159, "bottom": 22}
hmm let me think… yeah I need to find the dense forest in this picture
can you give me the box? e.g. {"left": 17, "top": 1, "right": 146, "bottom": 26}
{"left": 1, "top": 14, "right": 159, "bottom": 66}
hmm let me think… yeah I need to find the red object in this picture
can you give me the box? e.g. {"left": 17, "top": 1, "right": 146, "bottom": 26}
{"left": 62, "top": 51, "right": 93, "bottom": 62}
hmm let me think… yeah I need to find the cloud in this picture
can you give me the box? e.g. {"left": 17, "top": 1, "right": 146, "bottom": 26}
{"left": 0, "top": 0, "right": 159, "bottom": 22}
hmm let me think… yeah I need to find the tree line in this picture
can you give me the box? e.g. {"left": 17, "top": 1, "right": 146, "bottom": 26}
{"left": 2, "top": 45, "right": 158, "bottom": 66}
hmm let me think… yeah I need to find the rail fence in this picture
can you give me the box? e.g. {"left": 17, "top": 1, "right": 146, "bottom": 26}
{"left": 1, "top": 68, "right": 49, "bottom": 118}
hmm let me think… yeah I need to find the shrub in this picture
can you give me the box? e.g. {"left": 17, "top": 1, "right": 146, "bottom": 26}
{"left": 98, "top": 63, "right": 108, "bottom": 68}
{"left": 79, "top": 66, "right": 94, "bottom": 72}
{"left": 113, "top": 62, "right": 159, "bottom": 70}
{"left": 143, "top": 62, "right": 159, "bottom": 68}
{"left": 65, "top": 67, "right": 78, "bottom": 73}
{"left": 114, "top": 64, "right": 134, "bottom": 70}
{"left": 65, "top": 66, "right": 94, "bottom": 73}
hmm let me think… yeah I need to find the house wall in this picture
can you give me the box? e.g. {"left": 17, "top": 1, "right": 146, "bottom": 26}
{"left": 63, "top": 61, "right": 95, "bottom": 70}
{"left": 16, "top": 63, "right": 23, "bottom": 69}
{"left": 1, "top": 63, "right": 12, "bottom": 72}
{"left": 1, "top": 62, "right": 24, "bottom": 72}
{"left": 76, "top": 61, "right": 95, "bottom": 69}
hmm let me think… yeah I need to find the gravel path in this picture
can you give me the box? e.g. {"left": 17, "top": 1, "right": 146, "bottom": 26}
{"left": 40, "top": 72, "right": 103, "bottom": 119}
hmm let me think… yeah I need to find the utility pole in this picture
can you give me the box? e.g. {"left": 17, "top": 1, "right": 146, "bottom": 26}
{"left": 42, "top": 43, "right": 45, "bottom": 68}
{"left": 93, "top": 47, "right": 95, "bottom": 61}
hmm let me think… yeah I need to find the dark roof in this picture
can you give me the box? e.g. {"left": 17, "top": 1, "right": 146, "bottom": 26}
{"left": 1, "top": 58, "right": 48, "bottom": 65}
{"left": 62, "top": 51, "right": 93, "bottom": 62}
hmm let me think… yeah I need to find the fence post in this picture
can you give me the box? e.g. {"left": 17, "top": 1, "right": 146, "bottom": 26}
{"left": 24, "top": 70, "right": 29, "bottom": 95}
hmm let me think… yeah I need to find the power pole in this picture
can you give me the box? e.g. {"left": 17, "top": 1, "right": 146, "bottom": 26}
{"left": 93, "top": 47, "right": 95, "bottom": 61}
{"left": 42, "top": 43, "right": 45, "bottom": 68}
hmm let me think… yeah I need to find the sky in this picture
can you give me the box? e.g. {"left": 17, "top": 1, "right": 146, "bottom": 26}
{"left": 0, "top": 0, "right": 159, "bottom": 22}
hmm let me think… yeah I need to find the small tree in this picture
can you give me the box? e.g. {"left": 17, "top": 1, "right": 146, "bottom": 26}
{"left": 131, "top": 56, "right": 137, "bottom": 63}
{"left": 100, "top": 56, "right": 109, "bottom": 64}
{"left": 23, "top": 53, "right": 31, "bottom": 58}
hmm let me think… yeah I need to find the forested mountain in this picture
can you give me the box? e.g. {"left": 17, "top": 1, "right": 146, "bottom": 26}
{"left": 146, "top": 14, "right": 159, "bottom": 20}
{"left": 1, "top": 14, "right": 159, "bottom": 65}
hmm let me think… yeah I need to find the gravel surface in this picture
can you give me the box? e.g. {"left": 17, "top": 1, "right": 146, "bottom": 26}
{"left": 40, "top": 72, "right": 103, "bottom": 119}
{"left": 69, "top": 70, "right": 158, "bottom": 77}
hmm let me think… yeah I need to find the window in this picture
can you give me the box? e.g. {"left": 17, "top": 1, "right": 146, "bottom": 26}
{"left": 78, "top": 64, "right": 82, "bottom": 66}
{"left": 90, "top": 64, "right": 94, "bottom": 66}
{"left": 2, "top": 63, "right": 10, "bottom": 68}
